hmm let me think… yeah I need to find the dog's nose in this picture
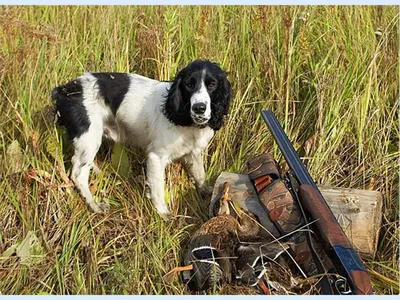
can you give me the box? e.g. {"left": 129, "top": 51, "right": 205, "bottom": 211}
{"left": 192, "top": 103, "right": 206, "bottom": 114}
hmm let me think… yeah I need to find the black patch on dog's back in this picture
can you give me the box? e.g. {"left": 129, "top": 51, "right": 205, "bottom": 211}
{"left": 92, "top": 73, "right": 130, "bottom": 114}
{"left": 52, "top": 79, "right": 90, "bottom": 140}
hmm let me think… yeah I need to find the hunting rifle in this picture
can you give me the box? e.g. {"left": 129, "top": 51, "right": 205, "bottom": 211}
{"left": 261, "top": 110, "right": 373, "bottom": 295}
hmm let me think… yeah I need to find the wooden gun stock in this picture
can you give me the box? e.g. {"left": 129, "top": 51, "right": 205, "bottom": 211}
{"left": 298, "top": 184, "right": 373, "bottom": 295}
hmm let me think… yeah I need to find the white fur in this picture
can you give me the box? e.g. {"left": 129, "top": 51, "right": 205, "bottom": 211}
{"left": 70, "top": 73, "right": 214, "bottom": 217}
{"left": 190, "top": 70, "right": 212, "bottom": 124}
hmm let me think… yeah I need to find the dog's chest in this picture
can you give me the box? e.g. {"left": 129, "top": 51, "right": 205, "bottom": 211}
{"left": 152, "top": 126, "right": 214, "bottom": 160}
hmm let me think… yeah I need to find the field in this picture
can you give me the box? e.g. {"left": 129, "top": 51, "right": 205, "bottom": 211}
{"left": 0, "top": 5, "right": 398, "bottom": 295}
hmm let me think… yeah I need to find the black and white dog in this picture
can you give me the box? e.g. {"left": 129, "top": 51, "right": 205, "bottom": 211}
{"left": 52, "top": 60, "right": 232, "bottom": 218}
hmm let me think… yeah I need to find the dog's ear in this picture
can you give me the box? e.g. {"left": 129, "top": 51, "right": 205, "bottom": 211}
{"left": 218, "top": 72, "right": 232, "bottom": 107}
{"left": 166, "top": 77, "right": 182, "bottom": 112}
{"left": 164, "top": 76, "right": 193, "bottom": 126}
{"left": 208, "top": 73, "right": 232, "bottom": 131}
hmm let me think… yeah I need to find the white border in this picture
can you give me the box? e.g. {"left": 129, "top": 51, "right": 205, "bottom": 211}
{"left": 0, "top": 1, "right": 397, "bottom": 298}
{"left": 1, "top": 295, "right": 399, "bottom": 298}
{"left": 1, "top": 1, "right": 400, "bottom": 5}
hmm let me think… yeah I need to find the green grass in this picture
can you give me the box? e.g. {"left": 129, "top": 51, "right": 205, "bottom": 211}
{"left": 0, "top": 5, "right": 398, "bottom": 295}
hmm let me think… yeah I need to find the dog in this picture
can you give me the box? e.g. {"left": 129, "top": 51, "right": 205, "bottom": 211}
{"left": 52, "top": 60, "right": 232, "bottom": 218}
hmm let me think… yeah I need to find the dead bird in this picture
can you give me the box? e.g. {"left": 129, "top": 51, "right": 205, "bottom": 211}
{"left": 192, "top": 182, "right": 260, "bottom": 238}
{"left": 164, "top": 182, "right": 260, "bottom": 291}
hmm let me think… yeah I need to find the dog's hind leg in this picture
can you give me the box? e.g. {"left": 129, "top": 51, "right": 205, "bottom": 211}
{"left": 71, "top": 124, "right": 108, "bottom": 213}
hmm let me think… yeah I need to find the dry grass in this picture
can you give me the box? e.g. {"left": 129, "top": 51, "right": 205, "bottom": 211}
{"left": 0, "top": 5, "right": 398, "bottom": 295}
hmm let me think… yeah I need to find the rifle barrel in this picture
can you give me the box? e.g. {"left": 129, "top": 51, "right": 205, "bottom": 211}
{"left": 261, "top": 110, "right": 317, "bottom": 189}
{"left": 261, "top": 109, "right": 337, "bottom": 220}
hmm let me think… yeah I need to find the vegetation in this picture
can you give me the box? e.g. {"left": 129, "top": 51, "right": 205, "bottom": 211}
{"left": 0, "top": 6, "right": 398, "bottom": 295}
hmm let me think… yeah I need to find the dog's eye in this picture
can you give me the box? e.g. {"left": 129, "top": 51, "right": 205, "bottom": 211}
{"left": 186, "top": 80, "right": 195, "bottom": 89}
{"left": 207, "top": 82, "right": 216, "bottom": 89}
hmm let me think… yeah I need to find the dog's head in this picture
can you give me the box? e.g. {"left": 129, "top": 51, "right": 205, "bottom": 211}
{"left": 164, "top": 60, "right": 232, "bottom": 130}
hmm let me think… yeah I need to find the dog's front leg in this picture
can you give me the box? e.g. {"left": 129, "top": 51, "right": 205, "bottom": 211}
{"left": 182, "top": 151, "right": 212, "bottom": 199}
{"left": 146, "top": 152, "right": 170, "bottom": 218}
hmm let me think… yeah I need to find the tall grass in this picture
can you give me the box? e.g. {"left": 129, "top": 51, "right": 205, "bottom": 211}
{"left": 0, "top": 6, "right": 398, "bottom": 295}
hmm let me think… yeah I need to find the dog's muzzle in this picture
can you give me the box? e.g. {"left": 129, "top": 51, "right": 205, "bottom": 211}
{"left": 191, "top": 103, "right": 210, "bottom": 125}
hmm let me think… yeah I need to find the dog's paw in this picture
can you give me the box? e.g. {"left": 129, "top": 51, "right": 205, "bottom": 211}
{"left": 158, "top": 210, "right": 171, "bottom": 221}
{"left": 88, "top": 199, "right": 109, "bottom": 213}
{"left": 155, "top": 203, "right": 171, "bottom": 220}
{"left": 97, "top": 200, "right": 110, "bottom": 212}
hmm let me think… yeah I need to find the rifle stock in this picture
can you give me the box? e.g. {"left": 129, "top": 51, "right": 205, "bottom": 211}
{"left": 299, "top": 184, "right": 373, "bottom": 295}
{"left": 261, "top": 109, "right": 373, "bottom": 295}
{"left": 298, "top": 185, "right": 352, "bottom": 248}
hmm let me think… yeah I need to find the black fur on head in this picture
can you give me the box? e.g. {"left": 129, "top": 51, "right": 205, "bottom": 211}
{"left": 163, "top": 60, "right": 232, "bottom": 130}
{"left": 51, "top": 79, "right": 90, "bottom": 140}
